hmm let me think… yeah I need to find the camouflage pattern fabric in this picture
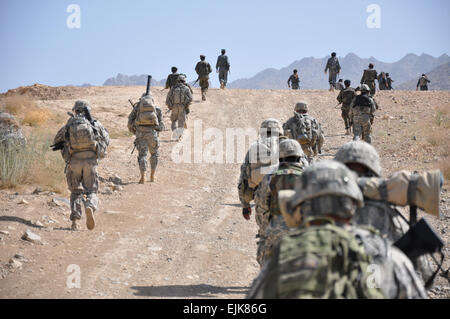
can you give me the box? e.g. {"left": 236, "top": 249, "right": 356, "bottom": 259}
{"left": 287, "top": 74, "right": 300, "bottom": 89}
{"left": 324, "top": 57, "right": 341, "bottom": 87}
{"left": 247, "top": 223, "right": 385, "bottom": 299}
{"left": 66, "top": 155, "right": 99, "bottom": 221}
{"left": 248, "top": 222, "right": 428, "bottom": 299}
{"left": 349, "top": 95, "right": 376, "bottom": 144}
{"left": 283, "top": 114, "right": 323, "bottom": 159}
{"left": 361, "top": 69, "right": 378, "bottom": 95}
{"left": 219, "top": 69, "right": 228, "bottom": 86}
{"left": 165, "top": 73, "right": 179, "bottom": 89}
{"left": 216, "top": 55, "right": 230, "bottom": 87}
{"left": 255, "top": 162, "right": 306, "bottom": 267}
{"left": 195, "top": 61, "right": 212, "bottom": 99}
{"left": 128, "top": 104, "right": 164, "bottom": 171}
{"left": 337, "top": 87, "right": 355, "bottom": 130}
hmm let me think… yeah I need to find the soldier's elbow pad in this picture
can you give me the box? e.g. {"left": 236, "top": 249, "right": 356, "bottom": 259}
{"left": 359, "top": 170, "right": 442, "bottom": 217}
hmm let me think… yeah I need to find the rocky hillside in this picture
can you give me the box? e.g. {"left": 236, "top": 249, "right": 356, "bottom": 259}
{"left": 227, "top": 53, "right": 450, "bottom": 90}
{"left": 103, "top": 74, "right": 165, "bottom": 87}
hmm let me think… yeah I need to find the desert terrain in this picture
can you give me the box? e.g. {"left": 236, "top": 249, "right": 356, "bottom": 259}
{"left": 0, "top": 85, "right": 449, "bottom": 298}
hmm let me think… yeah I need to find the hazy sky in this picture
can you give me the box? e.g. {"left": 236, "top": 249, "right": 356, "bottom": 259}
{"left": 1, "top": 0, "right": 449, "bottom": 92}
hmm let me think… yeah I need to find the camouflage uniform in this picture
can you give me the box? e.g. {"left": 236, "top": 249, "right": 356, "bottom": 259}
{"left": 255, "top": 145, "right": 307, "bottom": 267}
{"left": 216, "top": 53, "right": 230, "bottom": 88}
{"left": 361, "top": 68, "right": 378, "bottom": 96}
{"left": 337, "top": 86, "right": 356, "bottom": 132}
{"left": 282, "top": 102, "right": 324, "bottom": 160}
{"left": 334, "top": 141, "right": 434, "bottom": 283}
{"left": 349, "top": 86, "right": 376, "bottom": 144}
{"left": 128, "top": 97, "right": 163, "bottom": 174}
{"left": 247, "top": 160, "right": 427, "bottom": 299}
{"left": 195, "top": 57, "right": 213, "bottom": 101}
{"left": 166, "top": 77, "right": 193, "bottom": 139}
{"left": 417, "top": 76, "right": 430, "bottom": 91}
{"left": 53, "top": 100, "right": 109, "bottom": 229}
{"left": 165, "top": 72, "right": 179, "bottom": 89}
{"left": 238, "top": 119, "right": 282, "bottom": 235}
{"left": 287, "top": 74, "right": 300, "bottom": 90}
{"left": 324, "top": 56, "right": 341, "bottom": 89}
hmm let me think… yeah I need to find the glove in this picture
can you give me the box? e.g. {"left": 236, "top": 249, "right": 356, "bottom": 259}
{"left": 242, "top": 207, "right": 251, "bottom": 220}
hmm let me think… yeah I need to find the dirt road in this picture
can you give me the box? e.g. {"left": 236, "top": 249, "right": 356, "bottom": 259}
{"left": 0, "top": 87, "right": 449, "bottom": 298}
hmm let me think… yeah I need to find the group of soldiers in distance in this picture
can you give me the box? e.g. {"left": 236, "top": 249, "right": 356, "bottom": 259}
{"left": 51, "top": 49, "right": 444, "bottom": 299}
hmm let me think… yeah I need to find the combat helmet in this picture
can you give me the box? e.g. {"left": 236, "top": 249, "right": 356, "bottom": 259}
{"left": 279, "top": 139, "right": 304, "bottom": 159}
{"left": 334, "top": 141, "right": 382, "bottom": 177}
{"left": 294, "top": 102, "right": 308, "bottom": 113}
{"left": 178, "top": 75, "right": 187, "bottom": 82}
{"left": 72, "top": 100, "right": 91, "bottom": 113}
{"left": 360, "top": 84, "right": 370, "bottom": 93}
{"left": 260, "top": 118, "right": 283, "bottom": 136}
{"left": 278, "top": 160, "right": 363, "bottom": 227}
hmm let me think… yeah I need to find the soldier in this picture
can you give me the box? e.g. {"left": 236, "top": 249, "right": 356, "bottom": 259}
{"left": 53, "top": 100, "right": 110, "bottom": 231}
{"left": 334, "top": 141, "right": 434, "bottom": 283}
{"left": 166, "top": 75, "right": 192, "bottom": 141}
{"left": 287, "top": 69, "right": 300, "bottom": 90}
{"left": 195, "top": 55, "right": 213, "bottom": 101}
{"left": 324, "top": 52, "right": 341, "bottom": 91}
{"left": 247, "top": 160, "right": 428, "bottom": 299}
{"left": 349, "top": 84, "right": 376, "bottom": 144}
{"left": 337, "top": 79, "right": 356, "bottom": 135}
{"left": 417, "top": 74, "right": 431, "bottom": 91}
{"left": 238, "top": 119, "right": 283, "bottom": 238}
{"left": 255, "top": 139, "right": 308, "bottom": 267}
{"left": 128, "top": 94, "right": 164, "bottom": 184}
{"left": 378, "top": 72, "right": 387, "bottom": 90}
{"left": 386, "top": 73, "right": 394, "bottom": 90}
{"left": 282, "top": 102, "right": 324, "bottom": 161}
{"left": 165, "top": 67, "right": 179, "bottom": 90}
{"left": 361, "top": 63, "right": 378, "bottom": 96}
{"left": 216, "top": 49, "right": 230, "bottom": 89}
{"left": 336, "top": 79, "right": 345, "bottom": 91}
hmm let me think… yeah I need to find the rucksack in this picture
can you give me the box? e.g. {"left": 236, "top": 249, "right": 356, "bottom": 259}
{"left": 274, "top": 223, "right": 384, "bottom": 299}
{"left": 269, "top": 164, "right": 304, "bottom": 217}
{"left": 136, "top": 96, "right": 159, "bottom": 126}
{"left": 295, "top": 114, "right": 315, "bottom": 145}
{"left": 353, "top": 95, "right": 373, "bottom": 113}
{"left": 68, "top": 116, "right": 97, "bottom": 154}
{"left": 172, "top": 85, "right": 187, "bottom": 105}
{"left": 341, "top": 89, "right": 355, "bottom": 105}
{"left": 247, "top": 137, "right": 279, "bottom": 188}
{"left": 93, "top": 121, "right": 110, "bottom": 159}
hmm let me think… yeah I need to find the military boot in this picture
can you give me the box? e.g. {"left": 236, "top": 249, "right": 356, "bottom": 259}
{"left": 85, "top": 207, "right": 95, "bottom": 230}
{"left": 139, "top": 170, "right": 145, "bottom": 184}
{"left": 220, "top": 82, "right": 224, "bottom": 89}
{"left": 71, "top": 219, "right": 80, "bottom": 231}
{"left": 150, "top": 169, "right": 156, "bottom": 182}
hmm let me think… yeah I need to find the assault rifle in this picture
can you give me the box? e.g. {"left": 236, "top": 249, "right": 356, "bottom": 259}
{"left": 50, "top": 112, "right": 74, "bottom": 151}
{"left": 145, "top": 75, "right": 152, "bottom": 96}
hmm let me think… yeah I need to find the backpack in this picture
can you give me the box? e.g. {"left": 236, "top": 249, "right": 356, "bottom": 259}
{"left": 247, "top": 137, "right": 279, "bottom": 188}
{"left": 67, "top": 116, "right": 98, "bottom": 154}
{"left": 93, "top": 121, "right": 110, "bottom": 159}
{"left": 269, "top": 164, "right": 304, "bottom": 217}
{"left": 135, "top": 96, "right": 159, "bottom": 126}
{"left": 172, "top": 85, "right": 187, "bottom": 105}
{"left": 341, "top": 88, "right": 355, "bottom": 105}
{"left": 353, "top": 95, "right": 373, "bottom": 114}
{"left": 274, "top": 223, "right": 385, "bottom": 299}
{"left": 295, "top": 114, "right": 315, "bottom": 145}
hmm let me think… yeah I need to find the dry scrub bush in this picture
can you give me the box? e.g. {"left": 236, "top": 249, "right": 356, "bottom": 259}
{"left": 23, "top": 108, "right": 51, "bottom": 126}
{"left": 0, "top": 130, "right": 67, "bottom": 194}
{"left": 2, "top": 95, "right": 36, "bottom": 115}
